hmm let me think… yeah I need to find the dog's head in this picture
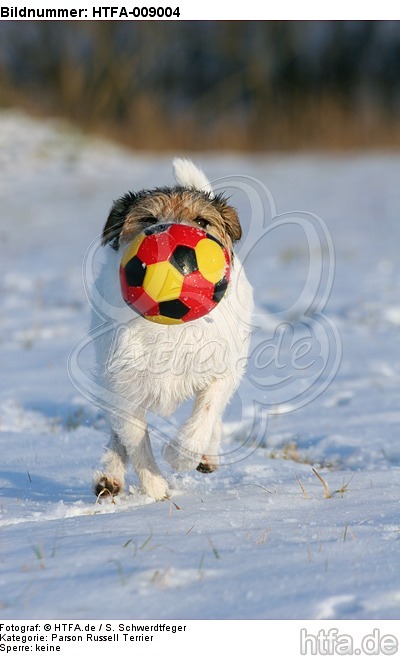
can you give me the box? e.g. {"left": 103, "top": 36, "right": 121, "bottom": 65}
{"left": 101, "top": 159, "right": 241, "bottom": 257}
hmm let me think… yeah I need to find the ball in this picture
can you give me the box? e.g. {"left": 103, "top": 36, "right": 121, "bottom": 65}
{"left": 119, "top": 223, "right": 231, "bottom": 324}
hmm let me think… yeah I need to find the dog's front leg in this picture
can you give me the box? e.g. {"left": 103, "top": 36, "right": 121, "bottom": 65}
{"left": 163, "top": 377, "right": 235, "bottom": 472}
{"left": 93, "top": 430, "right": 129, "bottom": 497}
{"left": 95, "top": 413, "right": 169, "bottom": 501}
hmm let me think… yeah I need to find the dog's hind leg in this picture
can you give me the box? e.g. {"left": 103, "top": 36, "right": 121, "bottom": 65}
{"left": 93, "top": 430, "right": 128, "bottom": 498}
{"left": 196, "top": 417, "right": 222, "bottom": 473}
{"left": 163, "top": 377, "right": 236, "bottom": 472}
{"left": 130, "top": 427, "right": 170, "bottom": 501}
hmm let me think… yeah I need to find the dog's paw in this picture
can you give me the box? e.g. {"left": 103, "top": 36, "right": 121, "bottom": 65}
{"left": 93, "top": 471, "right": 123, "bottom": 498}
{"left": 140, "top": 471, "right": 169, "bottom": 501}
{"left": 163, "top": 441, "right": 200, "bottom": 471}
{"left": 196, "top": 455, "right": 218, "bottom": 474}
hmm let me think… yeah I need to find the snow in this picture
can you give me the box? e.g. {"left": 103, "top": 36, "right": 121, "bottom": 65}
{"left": 1, "top": 110, "right": 400, "bottom": 620}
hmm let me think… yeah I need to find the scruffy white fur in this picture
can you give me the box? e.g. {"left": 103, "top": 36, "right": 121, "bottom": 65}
{"left": 172, "top": 157, "right": 215, "bottom": 197}
{"left": 92, "top": 160, "right": 253, "bottom": 500}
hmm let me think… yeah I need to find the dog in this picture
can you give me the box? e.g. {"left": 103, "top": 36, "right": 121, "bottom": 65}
{"left": 92, "top": 159, "right": 253, "bottom": 500}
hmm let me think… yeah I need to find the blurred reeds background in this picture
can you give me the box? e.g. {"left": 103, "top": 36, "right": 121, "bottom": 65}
{"left": 1, "top": 20, "right": 400, "bottom": 151}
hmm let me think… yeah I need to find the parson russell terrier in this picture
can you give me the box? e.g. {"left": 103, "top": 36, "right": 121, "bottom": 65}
{"left": 92, "top": 159, "right": 253, "bottom": 500}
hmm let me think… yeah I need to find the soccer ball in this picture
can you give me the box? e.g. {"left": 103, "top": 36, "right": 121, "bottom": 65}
{"left": 119, "top": 224, "right": 231, "bottom": 324}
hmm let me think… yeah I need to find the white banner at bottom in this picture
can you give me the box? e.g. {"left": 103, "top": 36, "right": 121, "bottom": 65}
{"left": 0, "top": 620, "right": 399, "bottom": 656}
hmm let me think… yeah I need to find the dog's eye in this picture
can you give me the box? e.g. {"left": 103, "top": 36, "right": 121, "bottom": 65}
{"left": 141, "top": 216, "right": 158, "bottom": 226}
{"left": 194, "top": 217, "right": 210, "bottom": 229}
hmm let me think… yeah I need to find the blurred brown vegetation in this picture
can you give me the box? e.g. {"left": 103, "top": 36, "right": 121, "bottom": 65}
{"left": 1, "top": 21, "right": 400, "bottom": 151}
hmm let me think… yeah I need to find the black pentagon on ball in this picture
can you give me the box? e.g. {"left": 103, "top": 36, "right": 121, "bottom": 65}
{"left": 170, "top": 245, "right": 198, "bottom": 276}
{"left": 124, "top": 255, "right": 146, "bottom": 287}
{"left": 212, "top": 276, "right": 229, "bottom": 303}
{"left": 158, "top": 299, "right": 190, "bottom": 319}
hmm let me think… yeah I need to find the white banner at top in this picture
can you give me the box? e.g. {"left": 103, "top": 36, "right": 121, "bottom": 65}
{"left": 0, "top": 0, "right": 399, "bottom": 20}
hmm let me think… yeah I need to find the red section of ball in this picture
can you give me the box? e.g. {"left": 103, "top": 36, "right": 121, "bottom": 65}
{"left": 136, "top": 231, "right": 174, "bottom": 265}
{"left": 178, "top": 271, "right": 217, "bottom": 322}
{"left": 168, "top": 224, "right": 206, "bottom": 249}
{"left": 180, "top": 270, "right": 216, "bottom": 298}
{"left": 224, "top": 257, "right": 231, "bottom": 283}
{"left": 136, "top": 224, "right": 206, "bottom": 265}
{"left": 120, "top": 268, "right": 157, "bottom": 315}
{"left": 181, "top": 296, "right": 217, "bottom": 322}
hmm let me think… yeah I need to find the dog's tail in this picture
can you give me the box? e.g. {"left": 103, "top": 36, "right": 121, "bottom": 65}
{"left": 172, "top": 158, "right": 214, "bottom": 198}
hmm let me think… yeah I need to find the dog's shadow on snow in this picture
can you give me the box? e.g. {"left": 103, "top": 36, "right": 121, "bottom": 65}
{"left": 0, "top": 469, "right": 90, "bottom": 505}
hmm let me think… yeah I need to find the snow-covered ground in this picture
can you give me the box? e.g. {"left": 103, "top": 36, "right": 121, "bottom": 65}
{"left": 0, "top": 111, "right": 399, "bottom": 620}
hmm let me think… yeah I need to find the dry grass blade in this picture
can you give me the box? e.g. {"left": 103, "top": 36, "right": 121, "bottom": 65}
{"left": 335, "top": 473, "right": 355, "bottom": 496}
{"left": 255, "top": 527, "right": 272, "bottom": 545}
{"left": 140, "top": 530, "right": 153, "bottom": 550}
{"left": 312, "top": 468, "right": 331, "bottom": 499}
{"left": 207, "top": 536, "right": 221, "bottom": 560}
{"left": 186, "top": 524, "right": 196, "bottom": 535}
{"left": 168, "top": 499, "right": 181, "bottom": 516}
{"left": 295, "top": 474, "right": 309, "bottom": 499}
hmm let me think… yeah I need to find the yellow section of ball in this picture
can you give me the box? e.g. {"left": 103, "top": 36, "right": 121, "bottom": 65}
{"left": 120, "top": 233, "right": 146, "bottom": 268}
{"left": 144, "top": 314, "right": 184, "bottom": 325}
{"left": 144, "top": 261, "right": 184, "bottom": 302}
{"left": 195, "top": 238, "right": 226, "bottom": 284}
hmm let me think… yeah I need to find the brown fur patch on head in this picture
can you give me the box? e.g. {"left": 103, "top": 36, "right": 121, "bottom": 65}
{"left": 102, "top": 187, "right": 242, "bottom": 255}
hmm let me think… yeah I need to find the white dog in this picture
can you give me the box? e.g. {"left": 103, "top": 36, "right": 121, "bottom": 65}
{"left": 92, "top": 159, "right": 253, "bottom": 500}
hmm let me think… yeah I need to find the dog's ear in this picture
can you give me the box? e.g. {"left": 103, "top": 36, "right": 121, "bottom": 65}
{"left": 102, "top": 192, "right": 138, "bottom": 250}
{"left": 212, "top": 194, "right": 242, "bottom": 243}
